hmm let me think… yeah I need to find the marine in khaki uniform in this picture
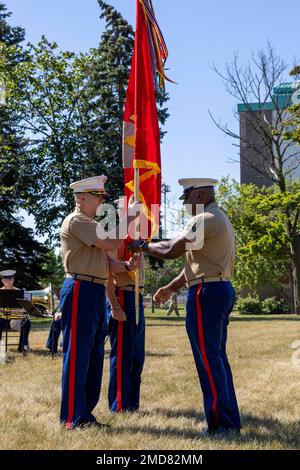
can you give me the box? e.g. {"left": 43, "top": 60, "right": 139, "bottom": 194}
{"left": 130, "top": 178, "right": 241, "bottom": 434}
{"left": 106, "top": 236, "right": 145, "bottom": 413}
{"left": 60, "top": 176, "right": 140, "bottom": 429}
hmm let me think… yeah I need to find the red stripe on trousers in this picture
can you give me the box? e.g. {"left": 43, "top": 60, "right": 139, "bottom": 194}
{"left": 117, "top": 290, "right": 124, "bottom": 412}
{"left": 195, "top": 284, "right": 219, "bottom": 428}
{"left": 66, "top": 279, "right": 81, "bottom": 430}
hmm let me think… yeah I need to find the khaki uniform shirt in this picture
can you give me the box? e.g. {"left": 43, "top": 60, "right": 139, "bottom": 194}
{"left": 182, "top": 202, "right": 235, "bottom": 286}
{"left": 108, "top": 242, "right": 145, "bottom": 289}
{"left": 60, "top": 208, "right": 108, "bottom": 284}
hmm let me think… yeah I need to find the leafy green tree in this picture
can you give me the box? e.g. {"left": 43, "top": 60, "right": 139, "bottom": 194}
{"left": 0, "top": 215, "right": 52, "bottom": 289}
{"left": 145, "top": 257, "right": 185, "bottom": 293}
{"left": 283, "top": 66, "right": 300, "bottom": 146}
{"left": 39, "top": 249, "right": 65, "bottom": 287}
{"left": 0, "top": 2, "right": 26, "bottom": 202}
{"left": 217, "top": 177, "right": 300, "bottom": 308}
{"left": 0, "top": 3, "right": 52, "bottom": 289}
{"left": 3, "top": 37, "right": 92, "bottom": 240}
{"left": 144, "top": 256, "right": 184, "bottom": 312}
{"left": 4, "top": 1, "right": 169, "bottom": 242}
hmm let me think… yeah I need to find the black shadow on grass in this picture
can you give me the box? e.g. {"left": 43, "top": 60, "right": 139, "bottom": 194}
{"left": 140, "top": 407, "right": 205, "bottom": 422}
{"left": 29, "top": 349, "right": 61, "bottom": 358}
{"left": 145, "top": 351, "right": 174, "bottom": 358}
{"left": 30, "top": 348, "right": 113, "bottom": 359}
{"left": 121, "top": 412, "right": 300, "bottom": 448}
{"left": 237, "top": 414, "right": 300, "bottom": 448}
{"left": 119, "top": 423, "right": 203, "bottom": 441}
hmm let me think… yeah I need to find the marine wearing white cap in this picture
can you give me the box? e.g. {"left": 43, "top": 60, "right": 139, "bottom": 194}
{"left": 69, "top": 175, "right": 108, "bottom": 195}
{"left": 129, "top": 176, "right": 241, "bottom": 434}
{"left": 0, "top": 269, "right": 32, "bottom": 351}
{"left": 0, "top": 270, "right": 16, "bottom": 278}
{"left": 178, "top": 178, "right": 218, "bottom": 200}
{"left": 59, "top": 174, "right": 111, "bottom": 429}
{"left": 59, "top": 175, "right": 140, "bottom": 429}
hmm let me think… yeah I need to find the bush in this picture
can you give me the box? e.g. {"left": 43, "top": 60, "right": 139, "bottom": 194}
{"left": 236, "top": 295, "right": 291, "bottom": 315}
{"left": 261, "top": 297, "right": 291, "bottom": 315}
{"left": 236, "top": 295, "right": 261, "bottom": 315}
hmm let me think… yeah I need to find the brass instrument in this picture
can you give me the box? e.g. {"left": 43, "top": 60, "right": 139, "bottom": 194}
{"left": 0, "top": 309, "right": 25, "bottom": 321}
{"left": 27, "top": 285, "right": 53, "bottom": 313}
{"left": 0, "top": 285, "right": 56, "bottom": 319}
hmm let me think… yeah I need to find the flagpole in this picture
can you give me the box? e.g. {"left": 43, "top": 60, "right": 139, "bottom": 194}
{"left": 134, "top": 0, "right": 140, "bottom": 326}
{"left": 134, "top": 167, "right": 140, "bottom": 325}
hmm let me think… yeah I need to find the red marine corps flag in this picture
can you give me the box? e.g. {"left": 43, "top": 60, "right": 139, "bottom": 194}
{"left": 122, "top": 0, "right": 172, "bottom": 323}
{"left": 123, "top": 0, "right": 172, "bottom": 239}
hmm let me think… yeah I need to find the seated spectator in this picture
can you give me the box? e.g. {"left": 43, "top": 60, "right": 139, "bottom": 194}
{"left": 0, "top": 270, "right": 31, "bottom": 352}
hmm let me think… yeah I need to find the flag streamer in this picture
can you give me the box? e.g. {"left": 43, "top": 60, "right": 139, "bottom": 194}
{"left": 139, "top": 0, "right": 173, "bottom": 90}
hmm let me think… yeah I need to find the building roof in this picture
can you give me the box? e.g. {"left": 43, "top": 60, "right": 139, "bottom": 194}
{"left": 237, "top": 81, "right": 300, "bottom": 113}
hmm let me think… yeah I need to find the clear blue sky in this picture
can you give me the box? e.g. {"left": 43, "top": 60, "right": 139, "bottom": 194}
{"left": 5, "top": 0, "right": 300, "bottom": 204}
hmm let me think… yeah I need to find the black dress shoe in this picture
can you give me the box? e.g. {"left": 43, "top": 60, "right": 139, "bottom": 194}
{"left": 208, "top": 427, "right": 241, "bottom": 437}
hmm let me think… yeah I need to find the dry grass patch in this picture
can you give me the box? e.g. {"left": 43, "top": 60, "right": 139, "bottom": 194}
{"left": 0, "top": 311, "right": 300, "bottom": 450}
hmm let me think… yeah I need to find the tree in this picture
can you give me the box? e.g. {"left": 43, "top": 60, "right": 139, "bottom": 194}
{"left": 81, "top": 0, "right": 135, "bottom": 201}
{"left": 0, "top": 3, "right": 24, "bottom": 46}
{"left": 2, "top": 37, "right": 93, "bottom": 240}
{"left": 217, "top": 177, "right": 300, "bottom": 308}
{"left": 212, "top": 44, "right": 300, "bottom": 313}
{"left": 144, "top": 256, "right": 184, "bottom": 312}
{"left": 39, "top": 249, "right": 65, "bottom": 288}
{"left": 85, "top": 0, "right": 169, "bottom": 201}
{"left": 0, "top": 2, "right": 26, "bottom": 202}
{"left": 0, "top": 215, "right": 53, "bottom": 289}
{"left": 0, "top": 3, "right": 52, "bottom": 289}
{"left": 211, "top": 44, "right": 300, "bottom": 188}
{"left": 4, "top": 1, "right": 169, "bottom": 242}
{"left": 283, "top": 66, "right": 300, "bottom": 146}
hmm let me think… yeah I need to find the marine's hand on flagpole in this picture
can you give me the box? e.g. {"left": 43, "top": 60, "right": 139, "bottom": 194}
{"left": 127, "top": 254, "right": 144, "bottom": 271}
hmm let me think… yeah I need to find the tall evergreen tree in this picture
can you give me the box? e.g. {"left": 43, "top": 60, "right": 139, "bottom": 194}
{"left": 3, "top": 1, "right": 169, "bottom": 242}
{"left": 0, "top": 3, "right": 24, "bottom": 45}
{"left": 84, "top": 0, "right": 169, "bottom": 201}
{"left": 0, "top": 2, "right": 51, "bottom": 288}
{"left": 0, "top": 2, "right": 25, "bottom": 198}
{"left": 82, "top": 0, "right": 135, "bottom": 200}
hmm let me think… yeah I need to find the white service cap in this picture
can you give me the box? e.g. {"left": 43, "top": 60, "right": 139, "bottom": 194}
{"left": 0, "top": 270, "right": 16, "bottom": 278}
{"left": 178, "top": 178, "right": 218, "bottom": 200}
{"left": 69, "top": 175, "right": 108, "bottom": 195}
